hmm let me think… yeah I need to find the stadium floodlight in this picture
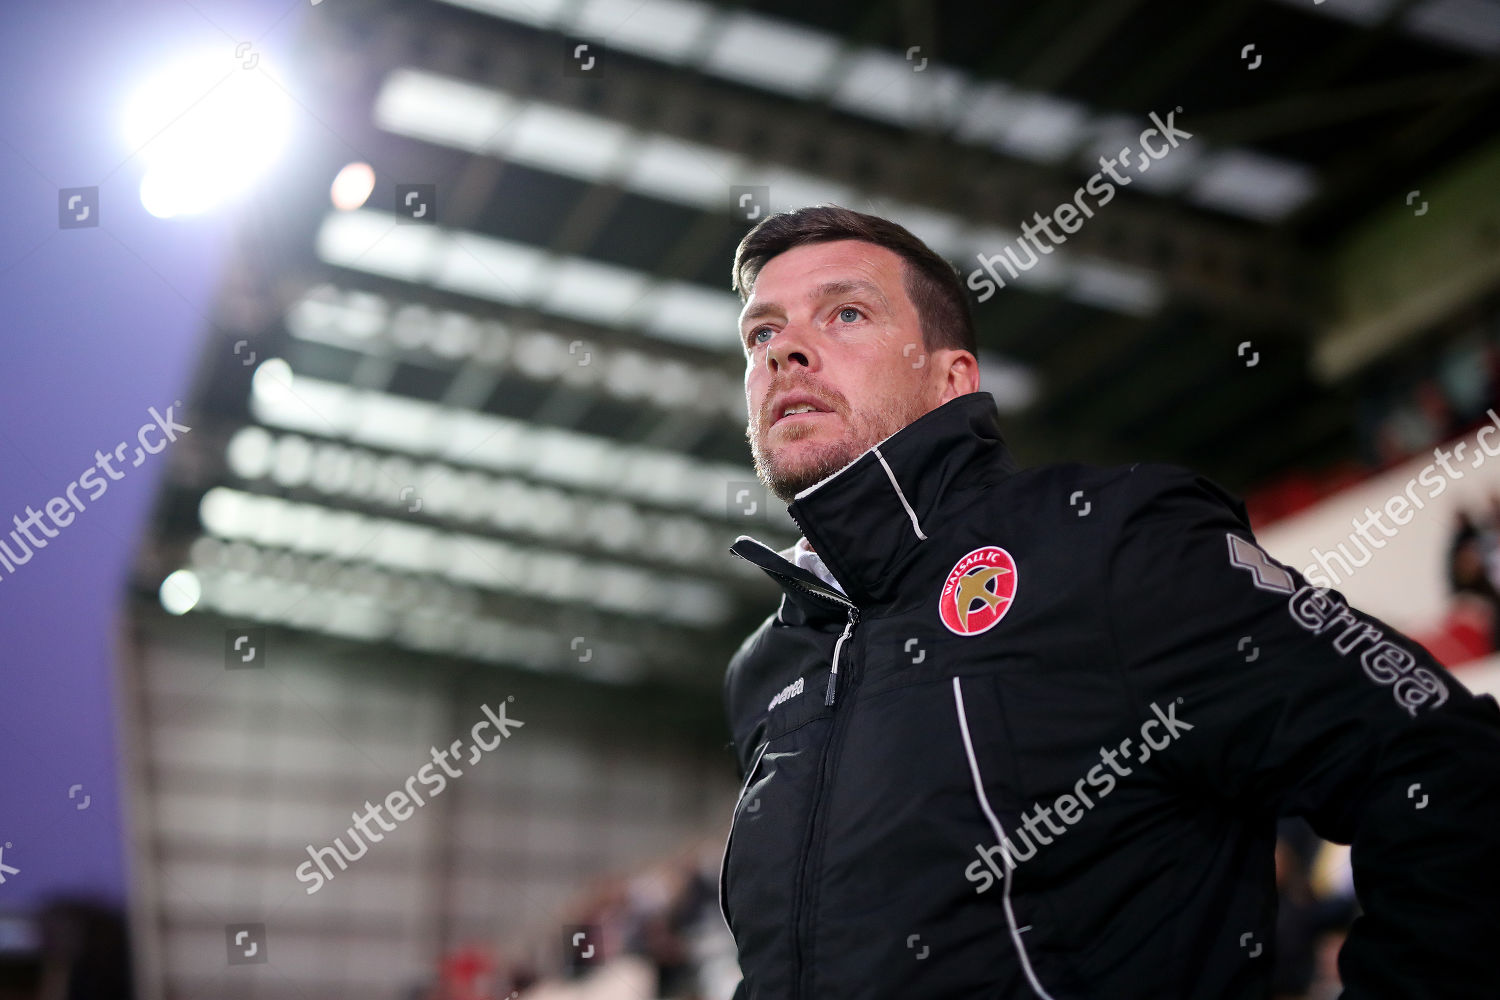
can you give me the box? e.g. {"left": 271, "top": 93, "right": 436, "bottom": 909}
{"left": 1188, "top": 150, "right": 1317, "bottom": 223}
{"left": 701, "top": 10, "right": 842, "bottom": 98}
{"left": 122, "top": 46, "right": 294, "bottom": 219}
{"left": 331, "top": 162, "right": 376, "bottom": 211}
{"left": 158, "top": 569, "right": 202, "bottom": 615}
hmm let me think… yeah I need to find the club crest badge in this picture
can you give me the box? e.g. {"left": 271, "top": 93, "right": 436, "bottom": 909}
{"left": 940, "top": 546, "right": 1018, "bottom": 636}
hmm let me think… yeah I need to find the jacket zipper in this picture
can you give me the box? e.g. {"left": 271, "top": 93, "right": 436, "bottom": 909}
{"left": 754, "top": 564, "right": 860, "bottom": 705}
{"left": 795, "top": 601, "right": 859, "bottom": 999}
{"left": 729, "top": 542, "right": 860, "bottom": 703}
{"left": 729, "top": 536, "right": 863, "bottom": 1000}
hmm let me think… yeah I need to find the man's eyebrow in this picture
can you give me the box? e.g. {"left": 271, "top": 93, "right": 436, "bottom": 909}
{"left": 739, "top": 279, "right": 891, "bottom": 330}
{"left": 740, "top": 299, "right": 782, "bottom": 329}
{"left": 811, "top": 279, "right": 889, "bottom": 309}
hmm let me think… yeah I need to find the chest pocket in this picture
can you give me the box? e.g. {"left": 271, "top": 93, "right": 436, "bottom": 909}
{"left": 719, "top": 739, "right": 771, "bottom": 929}
{"left": 717, "top": 698, "right": 832, "bottom": 944}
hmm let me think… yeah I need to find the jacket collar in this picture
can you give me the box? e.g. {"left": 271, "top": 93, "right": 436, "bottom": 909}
{"left": 731, "top": 391, "right": 1019, "bottom": 610}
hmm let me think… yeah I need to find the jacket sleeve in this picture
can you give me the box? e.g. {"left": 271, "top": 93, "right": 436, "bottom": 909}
{"left": 1106, "top": 464, "right": 1500, "bottom": 999}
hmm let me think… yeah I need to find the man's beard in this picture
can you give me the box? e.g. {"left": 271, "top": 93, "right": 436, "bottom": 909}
{"left": 749, "top": 386, "right": 930, "bottom": 504}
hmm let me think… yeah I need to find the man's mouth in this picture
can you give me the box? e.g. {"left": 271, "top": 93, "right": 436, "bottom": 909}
{"left": 770, "top": 394, "right": 834, "bottom": 426}
{"left": 776, "top": 405, "right": 823, "bottom": 423}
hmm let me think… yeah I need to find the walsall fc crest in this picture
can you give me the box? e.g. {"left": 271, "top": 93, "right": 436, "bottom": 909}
{"left": 939, "top": 546, "right": 1018, "bottom": 636}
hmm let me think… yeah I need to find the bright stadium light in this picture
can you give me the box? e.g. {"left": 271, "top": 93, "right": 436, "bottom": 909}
{"left": 158, "top": 568, "right": 202, "bottom": 615}
{"left": 331, "top": 162, "right": 376, "bottom": 210}
{"left": 123, "top": 46, "right": 295, "bottom": 219}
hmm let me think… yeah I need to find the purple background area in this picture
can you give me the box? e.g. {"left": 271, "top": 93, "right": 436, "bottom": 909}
{"left": 0, "top": 0, "right": 291, "bottom": 911}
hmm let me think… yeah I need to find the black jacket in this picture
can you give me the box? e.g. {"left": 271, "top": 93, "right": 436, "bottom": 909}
{"left": 719, "top": 391, "right": 1500, "bottom": 1000}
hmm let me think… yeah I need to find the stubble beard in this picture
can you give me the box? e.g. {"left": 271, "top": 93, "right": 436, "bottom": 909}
{"left": 749, "top": 388, "right": 931, "bottom": 504}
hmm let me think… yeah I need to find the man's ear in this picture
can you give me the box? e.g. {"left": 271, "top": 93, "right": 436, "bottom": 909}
{"left": 933, "top": 349, "right": 980, "bottom": 404}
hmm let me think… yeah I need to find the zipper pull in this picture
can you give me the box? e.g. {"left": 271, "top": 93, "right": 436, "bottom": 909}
{"left": 824, "top": 614, "right": 857, "bottom": 707}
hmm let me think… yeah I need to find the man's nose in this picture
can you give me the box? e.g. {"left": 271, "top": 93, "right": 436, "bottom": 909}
{"left": 767, "top": 326, "right": 813, "bottom": 373}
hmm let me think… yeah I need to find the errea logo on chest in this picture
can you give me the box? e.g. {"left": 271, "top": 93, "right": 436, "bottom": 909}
{"left": 768, "top": 676, "right": 804, "bottom": 711}
{"left": 940, "top": 545, "right": 1019, "bottom": 636}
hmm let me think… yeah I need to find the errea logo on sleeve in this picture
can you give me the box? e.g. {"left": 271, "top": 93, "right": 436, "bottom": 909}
{"left": 1286, "top": 585, "right": 1448, "bottom": 716}
{"left": 1225, "top": 533, "right": 1449, "bottom": 716}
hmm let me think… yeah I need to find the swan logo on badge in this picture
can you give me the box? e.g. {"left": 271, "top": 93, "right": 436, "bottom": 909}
{"left": 940, "top": 546, "right": 1018, "bottom": 636}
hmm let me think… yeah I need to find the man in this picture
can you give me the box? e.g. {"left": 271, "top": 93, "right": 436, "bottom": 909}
{"left": 717, "top": 205, "right": 1500, "bottom": 999}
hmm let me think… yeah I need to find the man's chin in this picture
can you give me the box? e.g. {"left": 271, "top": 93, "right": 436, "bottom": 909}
{"left": 754, "top": 439, "right": 861, "bottom": 504}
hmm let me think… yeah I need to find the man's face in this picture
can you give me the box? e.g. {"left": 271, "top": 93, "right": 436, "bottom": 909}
{"left": 740, "top": 239, "right": 964, "bottom": 503}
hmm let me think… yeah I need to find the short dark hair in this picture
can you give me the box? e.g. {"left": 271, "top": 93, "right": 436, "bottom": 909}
{"left": 731, "top": 204, "right": 978, "bottom": 358}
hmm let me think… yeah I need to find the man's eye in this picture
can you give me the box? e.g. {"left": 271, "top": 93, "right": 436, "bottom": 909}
{"left": 749, "top": 327, "right": 772, "bottom": 346}
{"left": 838, "top": 307, "right": 861, "bottom": 323}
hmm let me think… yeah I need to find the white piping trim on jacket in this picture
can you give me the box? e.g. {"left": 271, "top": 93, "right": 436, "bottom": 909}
{"left": 791, "top": 423, "right": 907, "bottom": 501}
{"left": 874, "top": 446, "right": 927, "bottom": 540}
{"left": 951, "top": 677, "right": 1057, "bottom": 1000}
{"left": 793, "top": 451, "right": 864, "bottom": 501}
{"left": 719, "top": 740, "right": 771, "bottom": 932}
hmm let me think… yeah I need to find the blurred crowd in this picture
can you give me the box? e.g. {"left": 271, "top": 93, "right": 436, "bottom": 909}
{"left": 417, "top": 838, "right": 738, "bottom": 1000}
{"left": 1415, "top": 499, "right": 1500, "bottom": 667}
{"left": 1271, "top": 822, "right": 1358, "bottom": 1000}
{"left": 1249, "top": 314, "right": 1500, "bottom": 528}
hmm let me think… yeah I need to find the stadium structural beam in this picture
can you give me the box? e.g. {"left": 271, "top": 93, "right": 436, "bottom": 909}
{"left": 1315, "top": 136, "right": 1500, "bottom": 381}
{"left": 333, "top": 5, "right": 1316, "bottom": 328}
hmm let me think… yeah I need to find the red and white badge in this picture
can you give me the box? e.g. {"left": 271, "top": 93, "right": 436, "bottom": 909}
{"left": 939, "top": 545, "right": 1018, "bottom": 636}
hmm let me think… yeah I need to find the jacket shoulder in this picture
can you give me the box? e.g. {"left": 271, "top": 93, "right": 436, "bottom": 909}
{"left": 1004, "top": 459, "right": 1137, "bottom": 494}
{"left": 1008, "top": 458, "right": 1242, "bottom": 515}
{"left": 1110, "top": 461, "right": 1251, "bottom": 529}
{"left": 984, "top": 460, "right": 1250, "bottom": 538}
